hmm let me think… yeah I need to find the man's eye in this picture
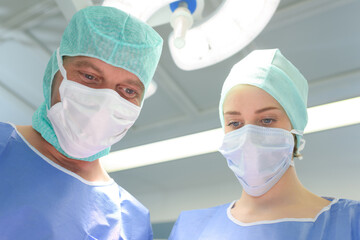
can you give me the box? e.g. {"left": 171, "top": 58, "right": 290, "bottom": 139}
{"left": 121, "top": 87, "right": 138, "bottom": 99}
{"left": 84, "top": 74, "right": 95, "bottom": 80}
{"left": 125, "top": 88, "right": 135, "bottom": 94}
{"left": 81, "top": 73, "right": 97, "bottom": 82}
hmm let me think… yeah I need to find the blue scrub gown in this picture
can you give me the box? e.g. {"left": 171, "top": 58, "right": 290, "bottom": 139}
{"left": 169, "top": 198, "right": 360, "bottom": 239}
{"left": 0, "top": 122, "right": 152, "bottom": 240}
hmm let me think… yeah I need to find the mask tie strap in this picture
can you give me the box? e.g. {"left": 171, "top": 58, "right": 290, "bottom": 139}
{"left": 290, "top": 129, "right": 306, "bottom": 160}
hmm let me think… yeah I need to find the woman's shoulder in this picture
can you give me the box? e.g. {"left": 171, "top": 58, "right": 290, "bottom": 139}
{"left": 325, "top": 198, "right": 360, "bottom": 224}
{"left": 320, "top": 198, "right": 360, "bottom": 239}
{"left": 331, "top": 198, "right": 360, "bottom": 211}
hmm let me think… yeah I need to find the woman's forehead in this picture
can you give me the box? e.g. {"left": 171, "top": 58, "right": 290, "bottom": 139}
{"left": 223, "top": 84, "right": 284, "bottom": 112}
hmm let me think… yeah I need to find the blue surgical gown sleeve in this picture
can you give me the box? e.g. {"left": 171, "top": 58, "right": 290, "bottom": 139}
{"left": 0, "top": 122, "right": 153, "bottom": 240}
{"left": 169, "top": 198, "right": 360, "bottom": 240}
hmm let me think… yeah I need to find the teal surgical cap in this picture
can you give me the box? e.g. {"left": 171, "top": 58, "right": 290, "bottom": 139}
{"left": 219, "top": 49, "right": 308, "bottom": 150}
{"left": 32, "top": 6, "right": 163, "bottom": 161}
{"left": 60, "top": 5, "right": 163, "bottom": 96}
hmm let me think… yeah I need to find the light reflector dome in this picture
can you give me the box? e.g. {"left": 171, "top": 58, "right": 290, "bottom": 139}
{"left": 169, "top": 0, "right": 280, "bottom": 70}
{"left": 101, "top": 0, "right": 280, "bottom": 71}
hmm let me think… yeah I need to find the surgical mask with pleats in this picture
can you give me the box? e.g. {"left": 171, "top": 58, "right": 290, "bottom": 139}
{"left": 219, "top": 124, "right": 303, "bottom": 197}
{"left": 47, "top": 49, "right": 141, "bottom": 159}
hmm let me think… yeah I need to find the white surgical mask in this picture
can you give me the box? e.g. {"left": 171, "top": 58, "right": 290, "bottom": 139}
{"left": 219, "top": 124, "right": 301, "bottom": 197}
{"left": 47, "top": 49, "right": 141, "bottom": 159}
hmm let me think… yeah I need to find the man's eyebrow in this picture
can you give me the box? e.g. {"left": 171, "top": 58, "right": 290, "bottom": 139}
{"left": 255, "top": 106, "right": 280, "bottom": 114}
{"left": 125, "top": 79, "right": 145, "bottom": 92}
{"left": 72, "top": 60, "right": 144, "bottom": 91}
{"left": 73, "top": 61, "right": 104, "bottom": 75}
{"left": 224, "top": 111, "right": 241, "bottom": 116}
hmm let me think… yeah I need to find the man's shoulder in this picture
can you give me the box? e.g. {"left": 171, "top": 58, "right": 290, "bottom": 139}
{"left": 117, "top": 184, "right": 150, "bottom": 220}
{"left": 169, "top": 203, "right": 232, "bottom": 240}
{"left": 177, "top": 202, "right": 231, "bottom": 224}
{"left": 0, "top": 122, "right": 16, "bottom": 149}
{"left": 116, "top": 184, "right": 152, "bottom": 239}
{"left": 0, "top": 122, "right": 15, "bottom": 135}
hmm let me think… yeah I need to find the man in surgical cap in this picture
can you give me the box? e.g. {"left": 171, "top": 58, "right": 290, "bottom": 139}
{"left": 0, "top": 6, "right": 162, "bottom": 239}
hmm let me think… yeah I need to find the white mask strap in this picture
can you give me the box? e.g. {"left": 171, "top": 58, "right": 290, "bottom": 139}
{"left": 290, "top": 129, "right": 306, "bottom": 160}
{"left": 290, "top": 129, "right": 304, "bottom": 136}
{"left": 297, "top": 138, "right": 306, "bottom": 152}
{"left": 56, "top": 48, "right": 67, "bottom": 79}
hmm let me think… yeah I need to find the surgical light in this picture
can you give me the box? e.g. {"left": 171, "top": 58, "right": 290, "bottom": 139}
{"left": 102, "top": 97, "right": 360, "bottom": 172}
{"left": 101, "top": 0, "right": 280, "bottom": 70}
{"left": 170, "top": 1, "right": 193, "bottom": 49}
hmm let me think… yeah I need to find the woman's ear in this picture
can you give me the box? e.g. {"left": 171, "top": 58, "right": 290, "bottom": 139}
{"left": 292, "top": 135, "right": 302, "bottom": 159}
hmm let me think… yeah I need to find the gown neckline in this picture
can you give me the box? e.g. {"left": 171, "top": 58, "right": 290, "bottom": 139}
{"left": 226, "top": 197, "right": 339, "bottom": 226}
{"left": 9, "top": 122, "right": 115, "bottom": 187}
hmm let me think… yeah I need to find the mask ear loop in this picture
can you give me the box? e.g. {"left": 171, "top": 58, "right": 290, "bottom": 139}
{"left": 49, "top": 48, "right": 70, "bottom": 111}
{"left": 56, "top": 48, "right": 67, "bottom": 80}
{"left": 47, "top": 48, "right": 67, "bottom": 110}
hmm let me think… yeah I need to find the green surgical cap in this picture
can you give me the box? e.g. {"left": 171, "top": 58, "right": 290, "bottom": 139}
{"left": 32, "top": 6, "right": 163, "bottom": 161}
{"left": 219, "top": 49, "right": 308, "bottom": 150}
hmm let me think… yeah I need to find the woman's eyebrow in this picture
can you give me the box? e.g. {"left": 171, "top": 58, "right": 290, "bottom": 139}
{"left": 224, "top": 111, "right": 241, "bottom": 116}
{"left": 255, "top": 106, "right": 280, "bottom": 114}
{"left": 73, "top": 61, "right": 104, "bottom": 75}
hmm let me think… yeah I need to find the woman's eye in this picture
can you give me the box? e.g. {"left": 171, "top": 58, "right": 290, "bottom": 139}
{"left": 227, "top": 121, "right": 242, "bottom": 128}
{"left": 261, "top": 118, "right": 275, "bottom": 125}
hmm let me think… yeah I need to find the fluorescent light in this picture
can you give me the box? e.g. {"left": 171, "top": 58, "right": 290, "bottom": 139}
{"left": 101, "top": 128, "right": 224, "bottom": 172}
{"left": 102, "top": 97, "right": 360, "bottom": 172}
{"left": 305, "top": 97, "right": 360, "bottom": 133}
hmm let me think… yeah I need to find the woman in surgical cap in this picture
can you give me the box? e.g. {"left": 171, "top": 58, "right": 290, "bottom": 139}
{"left": 169, "top": 49, "right": 360, "bottom": 240}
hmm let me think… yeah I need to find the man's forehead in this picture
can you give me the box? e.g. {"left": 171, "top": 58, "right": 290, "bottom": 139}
{"left": 64, "top": 55, "right": 144, "bottom": 90}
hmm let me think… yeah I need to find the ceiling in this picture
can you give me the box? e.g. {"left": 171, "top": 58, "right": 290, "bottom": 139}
{"left": 1, "top": 0, "right": 359, "bottom": 233}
